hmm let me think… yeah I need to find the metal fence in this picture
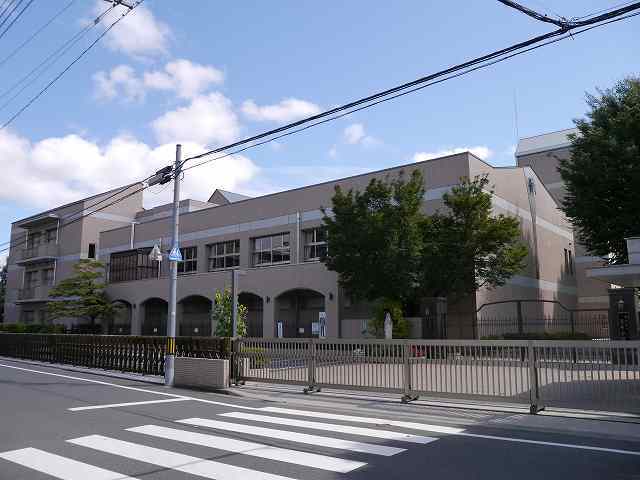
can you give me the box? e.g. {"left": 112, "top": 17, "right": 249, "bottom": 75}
{"left": 235, "top": 338, "right": 640, "bottom": 414}
{"left": 0, "top": 334, "right": 231, "bottom": 376}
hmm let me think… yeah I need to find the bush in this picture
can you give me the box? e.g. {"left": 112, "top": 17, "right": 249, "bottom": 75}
{"left": 0, "top": 323, "right": 67, "bottom": 333}
{"left": 482, "top": 331, "right": 592, "bottom": 340}
{"left": 369, "top": 298, "right": 410, "bottom": 339}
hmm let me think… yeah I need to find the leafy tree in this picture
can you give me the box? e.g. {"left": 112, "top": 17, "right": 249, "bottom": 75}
{"left": 419, "top": 175, "right": 528, "bottom": 300}
{"left": 47, "top": 259, "right": 115, "bottom": 330}
{"left": 0, "top": 264, "right": 6, "bottom": 323}
{"left": 212, "top": 288, "right": 247, "bottom": 337}
{"left": 322, "top": 169, "right": 425, "bottom": 303}
{"left": 558, "top": 77, "right": 640, "bottom": 264}
{"left": 368, "top": 298, "right": 410, "bottom": 339}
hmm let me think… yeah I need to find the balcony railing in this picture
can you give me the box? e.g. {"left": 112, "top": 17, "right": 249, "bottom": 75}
{"left": 18, "top": 285, "right": 52, "bottom": 301}
{"left": 20, "top": 242, "right": 58, "bottom": 262}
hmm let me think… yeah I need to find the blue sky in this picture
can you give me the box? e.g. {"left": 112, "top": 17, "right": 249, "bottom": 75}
{"left": 0, "top": 0, "right": 638, "bottom": 258}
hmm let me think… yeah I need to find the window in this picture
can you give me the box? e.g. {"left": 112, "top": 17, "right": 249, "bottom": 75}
{"left": 178, "top": 246, "right": 198, "bottom": 274}
{"left": 88, "top": 243, "right": 96, "bottom": 259}
{"left": 46, "top": 228, "right": 57, "bottom": 244}
{"left": 24, "top": 271, "right": 38, "bottom": 288}
{"left": 27, "top": 232, "right": 41, "bottom": 249}
{"left": 41, "top": 268, "right": 54, "bottom": 286}
{"left": 252, "top": 233, "right": 290, "bottom": 266}
{"left": 109, "top": 248, "right": 159, "bottom": 283}
{"left": 21, "top": 310, "right": 35, "bottom": 324}
{"left": 208, "top": 240, "right": 240, "bottom": 270}
{"left": 303, "top": 227, "right": 327, "bottom": 261}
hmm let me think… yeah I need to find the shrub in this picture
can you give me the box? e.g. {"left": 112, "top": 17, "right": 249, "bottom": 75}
{"left": 369, "top": 298, "right": 410, "bottom": 338}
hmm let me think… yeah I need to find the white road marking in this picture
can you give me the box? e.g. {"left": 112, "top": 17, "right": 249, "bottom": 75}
{"left": 0, "top": 447, "right": 138, "bottom": 480}
{"left": 261, "top": 406, "right": 466, "bottom": 435}
{"left": 220, "top": 412, "right": 438, "bottom": 444}
{"left": 68, "top": 435, "right": 299, "bottom": 480}
{"left": 458, "top": 433, "right": 640, "bottom": 456}
{"left": 0, "top": 362, "right": 258, "bottom": 411}
{"left": 69, "top": 398, "right": 190, "bottom": 411}
{"left": 128, "top": 424, "right": 365, "bottom": 473}
{"left": 178, "top": 417, "right": 405, "bottom": 456}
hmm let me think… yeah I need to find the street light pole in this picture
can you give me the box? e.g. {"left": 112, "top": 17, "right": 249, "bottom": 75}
{"left": 165, "top": 144, "right": 182, "bottom": 386}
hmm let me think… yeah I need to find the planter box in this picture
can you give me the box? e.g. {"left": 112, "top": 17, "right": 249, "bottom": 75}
{"left": 174, "top": 357, "right": 229, "bottom": 390}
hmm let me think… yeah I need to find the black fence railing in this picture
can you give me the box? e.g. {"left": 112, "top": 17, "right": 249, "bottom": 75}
{"left": 0, "top": 334, "right": 231, "bottom": 376}
{"left": 476, "top": 315, "right": 609, "bottom": 339}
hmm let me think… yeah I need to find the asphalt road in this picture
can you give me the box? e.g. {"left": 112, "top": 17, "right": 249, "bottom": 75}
{"left": 1, "top": 358, "right": 639, "bottom": 480}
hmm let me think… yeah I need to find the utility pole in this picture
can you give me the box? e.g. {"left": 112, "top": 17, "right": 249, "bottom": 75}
{"left": 165, "top": 144, "right": 182, "bottom": 386}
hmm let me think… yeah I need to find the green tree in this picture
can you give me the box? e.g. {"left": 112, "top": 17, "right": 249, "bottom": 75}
{"left": 212, "top": 288, "right": 247, "bottom": 337}
{"left": 47, "top": 259, "right": 115, "bottom": 330}
{"left": 322, "top": 169, "right": 425, "bottom": 303}
{"left": 0, "top": 264, "right": 7, "bottom": 323}
{"left": 558, "top": 77, "right": 640, "bottom": 264}
{"left": 419, "top": 175, "right": 528, "bottom": 300}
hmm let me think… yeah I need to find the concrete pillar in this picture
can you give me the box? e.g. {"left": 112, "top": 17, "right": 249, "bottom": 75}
{"left": 326, "top": 291, "right": 339, "bottom": 338}
{"left": 262, "top": 295, "right": 275, "bottom": 338}
{"left": 131, "top": 303, "right": 142, "bottom": 336}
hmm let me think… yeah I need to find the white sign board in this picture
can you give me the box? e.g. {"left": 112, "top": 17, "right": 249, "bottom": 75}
{"left": 311, "top": 322, "right": 320, "bottom": 335}
{"left": 277, "top": 321, "right": 283, "bottom": 338}
{"left": 319, "top": 311, "right": 327, "bottom": 338}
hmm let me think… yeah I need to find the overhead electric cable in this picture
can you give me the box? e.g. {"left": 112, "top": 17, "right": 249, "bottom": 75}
{"left": 0, "top": 0, "right": 143, "bottom": 130}
{"left": 0, "top": 0, "right": 34, "bottom": 41}
{"left": 0, "top": 0, "right": 75, "bottom": 69}
{"left": 0, "top": 0, "right": 23, "bottom": 32}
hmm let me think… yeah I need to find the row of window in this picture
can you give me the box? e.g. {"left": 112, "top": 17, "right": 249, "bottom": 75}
{"left": 24, "top": 268, "right": 54, "bottom": 288}
{"left": 26, "top": 228, "right": 57, "bottom": 249}
{"left": 109, "top": 228, "right": 328, "bottom": 283}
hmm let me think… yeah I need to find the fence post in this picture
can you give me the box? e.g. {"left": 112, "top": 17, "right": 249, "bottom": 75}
{"left": 517, "top": 301, "right": 524, "bottom": 335}
{"left": 401, "top": 340, "right": 417, "bottom": 403}
{"left": 570, "top": 310, "right": 575, "bottom": 336}
{"left": 306, "top": 339, "right": 317, "bottom": 393}
{"left": 527, "top": 340, "right": 541, "bottom": 414}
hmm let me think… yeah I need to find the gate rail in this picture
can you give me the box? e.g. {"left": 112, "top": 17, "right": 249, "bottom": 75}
{"left": 234, "top": 338, "right": 640, "bottom": 414}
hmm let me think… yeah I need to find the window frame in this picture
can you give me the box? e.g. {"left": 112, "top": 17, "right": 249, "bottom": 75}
{"left": 88, "top": 243, "right": 96, "bottom": 259}
{"left": 207, "top": 240, "right": 240, "bottom": 271}
{"left": 177, "top": 246, "right": 198, "bottom": 274}
{"left": 251, "top": 232, "right": 291, "bottom": 267}
{"left": 303, "top": 227, "right": 328, "bottom": 262}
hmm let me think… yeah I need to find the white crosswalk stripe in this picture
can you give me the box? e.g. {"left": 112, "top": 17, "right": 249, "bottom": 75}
{"left": 177, "top": 417, "right": 406, "bottom": 456}
{"left": 220, "top": 412, "right": 438, "bottom": 444}
{"left": 0, "top": 447, "right": 139, "bottom": 480}
{"left": 67, "top": 434, "right": 300, "bottom": 480}
{"left": 260, "top": 406, "right": 465, "bottom": 434}
{"left": 128, "top": 424, "right": 366, "bottom": 473}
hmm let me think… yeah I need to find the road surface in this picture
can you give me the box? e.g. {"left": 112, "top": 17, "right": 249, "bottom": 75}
{"left": 0, "top": 358, "right": 639, "bottom": 479}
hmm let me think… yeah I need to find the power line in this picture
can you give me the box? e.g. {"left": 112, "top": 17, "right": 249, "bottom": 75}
{"left": 0, "top": 3, "right": 114, "bottom": 112}
{"left": 0, "top": 0, "right": 75, "bottom": 70}
{"left": 0, "top": 0, "right": 18, "bottom": 28}
{"left": 182, "top": 2, "right": 640, "bottom": 167}
{"left": 0, "top": 1, "right": 143, "bottom": 130}
{"left": 572, "top": 1, "right": 637, "bottom": 21}
{"left": 0, "top": 0, "right": 23, "bottom": 32}
{"left": 0, "top": 0, "right": 34, "bottom": 41}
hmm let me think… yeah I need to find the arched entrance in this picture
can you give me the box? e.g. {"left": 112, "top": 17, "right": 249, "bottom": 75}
{"left": 239, "top": 292, "right": 263, "bottom": 337}
{"left": 108, "top": 300, "right": 132, "bottom": 335}
{"left": 178, "top": 295, "right": 212, "bottom": 336}
{"left": 141, "top": 298, "right": 167, "bottom": 335}
{"left": 275, "top": 289, "right": 325, "bottom": 338}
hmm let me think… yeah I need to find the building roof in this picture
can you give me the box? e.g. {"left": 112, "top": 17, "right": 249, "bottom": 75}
{"left": 515, "top": 128, "right": 578, "bottom": 157}
{"left": 207, "top": 189, "right": 252, "bottom": 204}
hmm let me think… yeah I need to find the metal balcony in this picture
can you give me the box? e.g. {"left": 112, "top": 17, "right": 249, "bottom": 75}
{"left": 17, "top": 243, "right": 58, "bottom": 265}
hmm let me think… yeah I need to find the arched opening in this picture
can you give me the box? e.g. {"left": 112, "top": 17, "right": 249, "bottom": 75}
{"left": 178, "top": 295, "right": 212, "bottom": 336}
{"left": 238, "top": 292, "right": 263, "bottom": 337}
{"left": 141, "top": 298, "right": 167, "bottom": 335}
{"left": 108, "top": 300, "right": 132, "bottom": 335}
{"left": 275, "top": 289, "right": 325, "bottom": 338}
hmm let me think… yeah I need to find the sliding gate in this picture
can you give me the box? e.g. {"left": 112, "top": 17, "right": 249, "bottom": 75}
{"left": 234, "top": 338, "right": 640, "bottom": 414}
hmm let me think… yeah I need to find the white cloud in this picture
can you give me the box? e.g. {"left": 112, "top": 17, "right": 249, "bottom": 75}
{"left": 93, "top": 60, "right": 224, "bottom": 103}
{"left": 151, "top": 92, "right": 240, "bottom": 145}
{"left": 412, "top": 146, "right": 493, "bottom": 162}
{"left": 143, "top": 59, "right": 224, "bottom": 99}
{"left": 343, "top": 123, "right": 380, "bottom": 147}
{"left": 93, "top": 65, "right": 145, "bottom": 102}
{"left": 0, "top": 129, "right": 258, "bottom": 211}
{"left": 328, "top": 146, "right": 338, "bottom": 158}
{"left": 94, "top": 1, "right": 170, "bottom": 59}
{"left": 241, "top": 98, "right": 321, "bottom": 122}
